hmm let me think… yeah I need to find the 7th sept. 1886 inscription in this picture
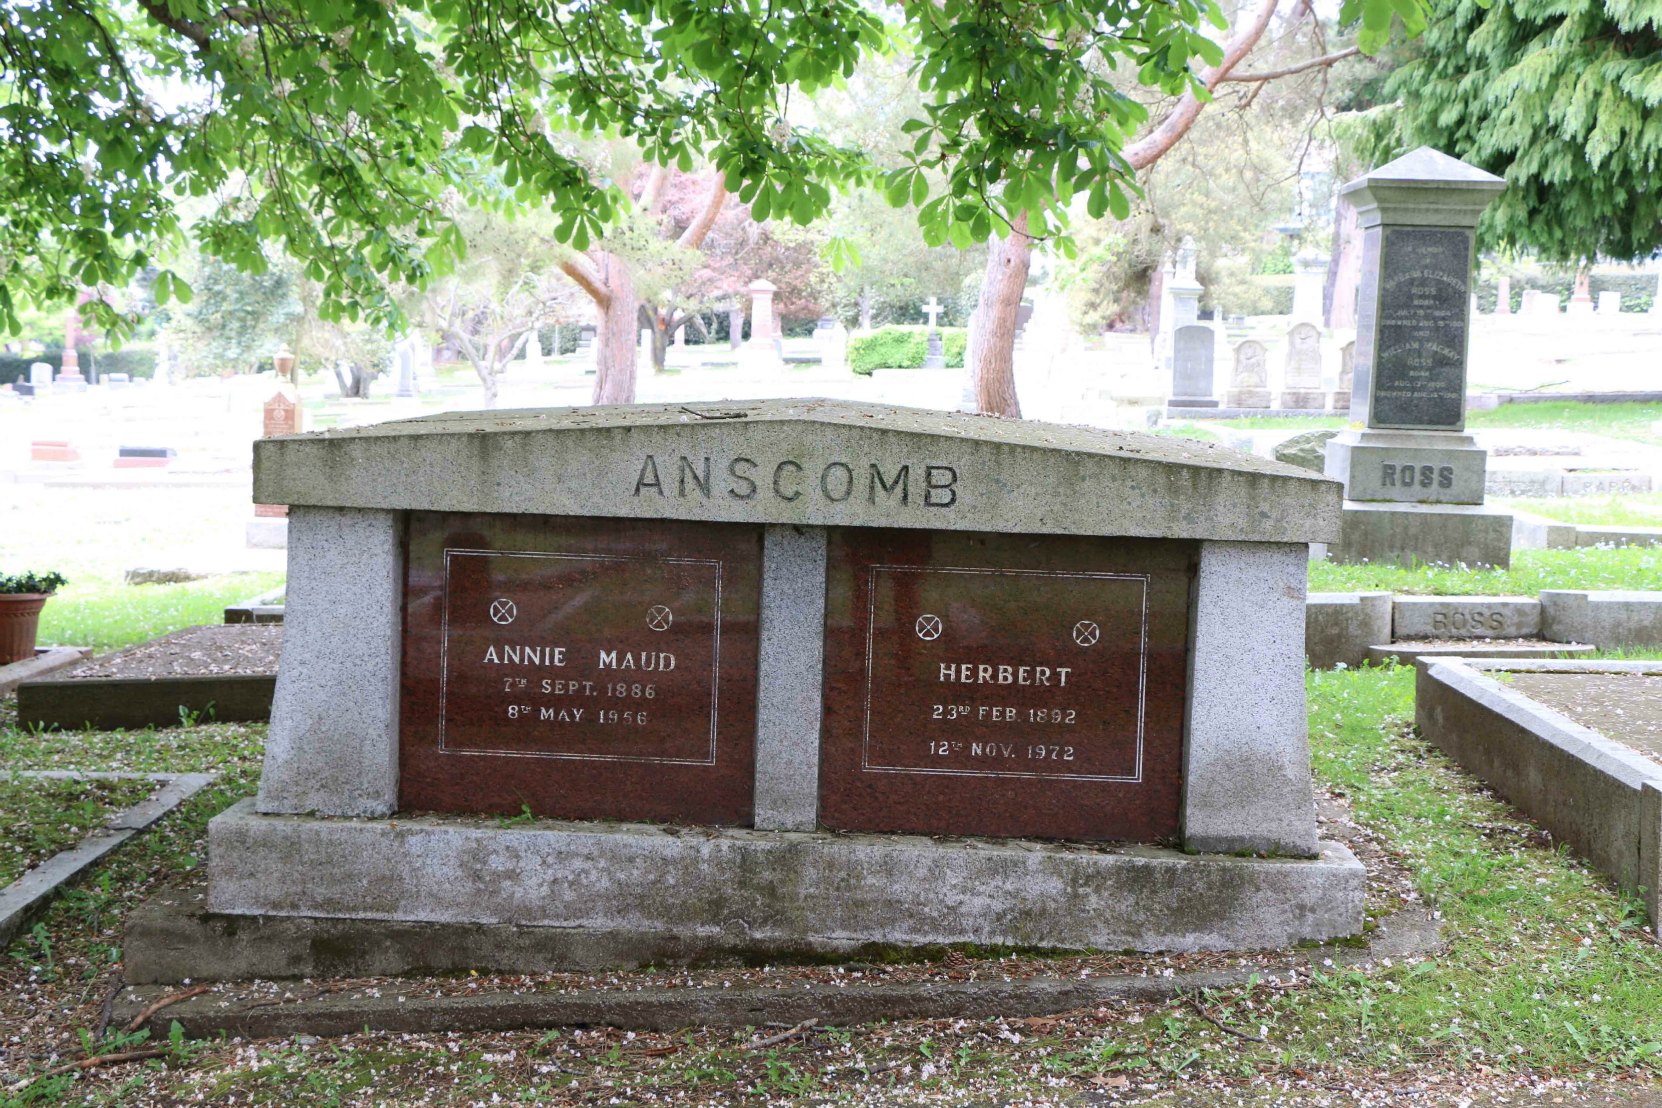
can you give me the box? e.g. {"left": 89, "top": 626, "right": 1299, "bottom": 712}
{"left": 819, "top": 529, "right": 1191, "bottom": 843}
{"left": 398, "top": 512, "right": 760, "bottom": 825}
{"left": 1371, "top": 227, "right": 1471, "bottom": 429}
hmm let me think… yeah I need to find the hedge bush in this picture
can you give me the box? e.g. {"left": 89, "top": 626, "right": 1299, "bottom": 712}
{"left": 0, "top": 345, "right": 158, "bottom": 386}
{"left": 848, "top": 326, "right": 967, "bottom": 374}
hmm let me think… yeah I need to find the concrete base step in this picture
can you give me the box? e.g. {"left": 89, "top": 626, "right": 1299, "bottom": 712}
{"left": 1366, "top": 640, "right": 1595, "bottom": 666}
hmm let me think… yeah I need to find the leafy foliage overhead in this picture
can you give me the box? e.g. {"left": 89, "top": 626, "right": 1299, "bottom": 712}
{"left": 1, "top": 0, "right": 1422, "bottom": 337}
{"left": 1379, "top": 0, "right": 1662, "bottom": 263}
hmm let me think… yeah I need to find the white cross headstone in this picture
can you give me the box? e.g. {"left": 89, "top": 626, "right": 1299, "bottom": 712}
{"left": 922, "top": 297, "right": 943, "bottom": 332}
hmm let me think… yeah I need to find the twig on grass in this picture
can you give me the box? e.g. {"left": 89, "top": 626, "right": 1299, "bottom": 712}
{"left": 1185, "top": 994, "right": 1267, "bottom": 1043}
{"left": 121, "top": 984, "right": 210, "bottom": 1034}
{"left": 741, "top": 1018, "right": 817, "bottom": 1051}
{"left": 6, "top": 1048, "right": 172, "bottom": 1094}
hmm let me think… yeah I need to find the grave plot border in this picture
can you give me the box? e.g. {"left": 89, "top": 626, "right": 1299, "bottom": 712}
{"left": 0, "top": 647, "right": 88, "bottom": 697}
{"left": 0, "top": 771, "right": 218, "bottom": 947}
{"left": 16, "top": 672, "right": 277, "bottom": 732}
{"left": 223, "top": 585, "right": 286, "bottom": 625}
{"left": 1415, "top": 657, "right": 1662, "bottom": 928}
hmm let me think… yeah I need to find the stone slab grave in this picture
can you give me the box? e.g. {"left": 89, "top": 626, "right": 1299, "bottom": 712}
{"left": 1417, "top": 658, "right": 1662, "bottom": 929}
{"left": 1323, "top": 147, "right": 1513, "bottom": 568}
{"left": 1369, "top": 594, "right": 1588, "bottom": 666}
{"left": 139, "top": 399, "right": 1366, "bottom": 983}
{"left": 17, "top": 625, "right": 281, "bottom": 731}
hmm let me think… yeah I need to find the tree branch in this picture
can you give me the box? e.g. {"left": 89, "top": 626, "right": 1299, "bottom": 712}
{"left": 131, "top": 0, "right": 210, "bottom": 49}
{"left": 639, "top": 165, "right": 669, "bottom": 212}
{"left": 559, "top": 254, "right": 610, "bottom": 307}
{"left": 1123, "top": 0, "right": 1281, "bottom": 171}
{"left": 676, "top": 175, "right": 728, "bottom": 251}
{"left": 1221, "top": 46, "right": 1361, "bottom": 83}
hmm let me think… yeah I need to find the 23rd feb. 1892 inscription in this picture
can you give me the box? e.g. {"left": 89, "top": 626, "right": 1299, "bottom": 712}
{"left": 1370, "top": 227, "right": 1471, "bottom": 429}
{"left": 819, "top": 529, "right": 1191, "bottom": 842}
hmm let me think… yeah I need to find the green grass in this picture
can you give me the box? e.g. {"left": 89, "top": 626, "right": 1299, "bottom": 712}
{"left": 1500, "top": 492, "right": 1662, "bottom": 527}
{"left": 0, "top": 774, "right": 157, "bottom": 887}
{"left": 1216, "top": 415, "right": 1348, "bottom": 432}
{"left": 36, "top": 572, "right": 285, "bottom": 651}
{"left": 1308, "top": 545, "right": 1662, "bottom": 595}
{"left": 1470, "top": 400, "right": 1662, "bottom": 446}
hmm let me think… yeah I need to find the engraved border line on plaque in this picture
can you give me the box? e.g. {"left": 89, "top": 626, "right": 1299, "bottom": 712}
{"left": 859, "top": 565, "right": 1149, "bottom": 782}
{"left": 436, "top": 548, "right": 724, "bottom": 766}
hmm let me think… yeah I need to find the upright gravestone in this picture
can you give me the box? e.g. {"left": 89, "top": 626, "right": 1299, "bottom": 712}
{"left": 1168, "top": 324, "right": 1217, "bottom": 408}
{"left": 1322, "top": 147, "right": 1513, "bottom": 568}
{"left": 55, "top": 349, "right": 88, "bottom": 392}
{"left": 28, "top": 362, "right": 52, "bottom": 392}
{"left": 248, "top": 392, "right": 301, "bottom": 548}
{"left": 739, "top": 279, "right": 783, "bottom": 373}
{"left": 1494, "top": 275, "right": 1512, "bottom": 316}
{"left": 1331, "top": 340, "right": 1356, "bottom": 413}
{"left": 1226, "top": 340, "right": 1270, "bottom": 409}
{"left": 1291, "top": 249, "right": 1327, "bottom": 323}
{"left": 921, "top": 297, "right": 946, "bottom": 369}
{"left": 157, "top": 400, "right": 1364, "bottom": 980}
{"left": 1279, "top": 323, "right": 1325, "bottom": 410}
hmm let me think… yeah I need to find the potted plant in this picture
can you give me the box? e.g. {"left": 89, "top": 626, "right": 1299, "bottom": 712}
{"left": 0, "top": 571, "right": 67, "bottom": 665}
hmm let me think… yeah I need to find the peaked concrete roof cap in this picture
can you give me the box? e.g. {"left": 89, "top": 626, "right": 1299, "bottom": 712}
{"left": 1339, "top": 147, "right": 1505, "bottom": 227}
{"left": 254, "top": 398, "right": 1341, "bottom": 543}
{"left": 1350, "top": 146, "right": 1505, "bottom": 189}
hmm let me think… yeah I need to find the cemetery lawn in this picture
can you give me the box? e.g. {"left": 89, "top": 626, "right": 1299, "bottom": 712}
{"left": 1502, "top": 492, "right": 1662, "bottom": 527}
{"left": 1217, "top": 402, "right": 1662, "bottom": 446}
{"left": 3, "top": 668, "right": 1662, "bottom": 1103}
{"left": 36, "top": 572, "right": 284, "bottom": 652}
{"left": 1308, "top": 545, "right": 1662, "bottom": 595}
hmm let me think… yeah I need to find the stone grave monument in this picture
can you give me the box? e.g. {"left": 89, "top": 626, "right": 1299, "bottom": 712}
{"left": 1332, "top": 340, "right": 1356, "bottom": 413}
{"left": 1279, "top": 323, "right": 1326, "bottom": 410}
{"left": 1168, "top": 324, "right": 1217, "bottom": 408}
{"left": 248, "top": 390, "right": 301, "bottom": 549}
{"left": 1291, "top": 249, "right": 1327, "bottom": 323}
{"left": 55, "top": 348, "right": 87, "bottom": 392}
{"left": 738, "top": 278, "right": 783, "bottom": 373}
{"left": 1494, "top": 275, "right": 1512, "bottom": 315}
{"left": 1226, "top": 340, "right": 1270, "bottom": 408}
{"left": 1322, "top": 147, "right": 1513, "bottom": 568}
{"left": 137, "top": 400, "right": 1364, "bottom": 981}
{"left": 921, "top": 297, "right": 946, "bottom": 369}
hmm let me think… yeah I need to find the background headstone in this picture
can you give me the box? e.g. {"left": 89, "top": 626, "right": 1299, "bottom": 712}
{"left": 1169, "top": 324, "right": 1217, "bottom": 407}
{"left": 1332, "top": 340, "right": 1356, "bottom": 413}
{"left": 1291, "top": 249, "right": 1327, "bottom": 323}
{"left": 1278, "top": 322, "right": 1325, "bottom": 410}
{"left": 1226, "top": 340, "right": 1270, "bottom": 408}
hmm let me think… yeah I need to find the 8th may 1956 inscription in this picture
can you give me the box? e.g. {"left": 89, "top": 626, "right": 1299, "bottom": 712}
{"left": 1371, "top": 227, "right": 1471, "bottom": 429}
{"left": 398, "top": 512, "right": 760, "bottom": 824}
{"left": 819, "top": 529, "right": 1191, "bottom": 842}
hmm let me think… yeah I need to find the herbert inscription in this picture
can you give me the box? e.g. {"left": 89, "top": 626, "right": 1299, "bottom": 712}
{"left": 819, "top": 529, "right": 1191, "bottom": 842}
{"left": 1371, "top": 227, "right": 1471, "bottom": 429}
{"left": 398, "top": 512, "right": 760, "bottom": 824}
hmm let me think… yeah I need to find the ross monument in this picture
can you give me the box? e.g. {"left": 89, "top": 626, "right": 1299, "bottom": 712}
{"left": 1322, "top": 147, "right": 1512, "bottom": 568}
{"left": 139, "top": 400, "right": 1365, "bottom": 980}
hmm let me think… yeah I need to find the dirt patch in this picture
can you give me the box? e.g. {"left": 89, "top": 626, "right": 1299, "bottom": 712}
{"left": 1510, "top": 671, "right": 1662, "bottom": 762}
{"left": 62, "top": 625, "right": 281, "bottom": 680}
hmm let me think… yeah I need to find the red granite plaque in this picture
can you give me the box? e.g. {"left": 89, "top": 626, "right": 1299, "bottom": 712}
{"left": 256, "top": 394, "right": 298, "bottom": 517}
{"left": 399, "top": 512, "right": 761, "bottom": 824}
{"left": 820, "top": 529, "right": 1192, "bottom": 842}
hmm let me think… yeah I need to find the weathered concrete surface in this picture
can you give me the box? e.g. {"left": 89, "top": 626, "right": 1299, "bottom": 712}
{"left": 206, "top": 801, "right": 1364, "bottom": 955}
{"left": 1327, "top": 502, "right": 1513, "bottom": 569}
{"left": 1306, "top": 592, "right": 1392, "bottom": 669}
{"left": 116, "top": 905, "right": 1440, "bottom": 1038}
{"left": 1325, "top": 429, "right": 1488, "bottom": 505}
{"left": 252, "top": 400, "right": 1342, "bottom": 545}
{"left": 753, "top": 524, "right": 827, "bottom": 831}
{"left": 256, "top": 507, "right": 403, "bottom": 818}
{"left": 1541, "top": 591, "right": 1662, "bottom": 649}
{"left": 1368, "top": 642, "right": 1591, "bottom": 667}
{"left": 0, "top": 647, "right": 87, "bottom": 697}
{"left": 1416, "top": 658, "right": 1662, "bottom": 916}
{"left": 1183, "top": 542, "right": 1317, "bottom": 856}
{"left": 1391, "top": 595, "right": 1541, "bottom": 640}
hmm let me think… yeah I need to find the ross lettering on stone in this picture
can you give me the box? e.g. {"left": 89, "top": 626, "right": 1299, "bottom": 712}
{"left": 632, "top": 455, "right": 959, "bottom": 509}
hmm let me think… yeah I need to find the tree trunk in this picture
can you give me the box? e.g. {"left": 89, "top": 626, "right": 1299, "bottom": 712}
{"left": 481, "top": 368, "right": 499, "bottom": 409}
{"left": 969, "top": 211, "right": 1030, "bottom": 418}
{"left": 858, "top": 287, "right": 874, "bottom": 331}
{"left": 592, "top": 254, "right": 639, "bottom": 406}
{"left": 1325, "top": 198, "right": 1363, "bottom": 331}
{"left": 650, "top": 315, "right": 669, "bottom": 372}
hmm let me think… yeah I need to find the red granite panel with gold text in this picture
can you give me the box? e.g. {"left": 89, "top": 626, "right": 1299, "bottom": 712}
{"left": 399, "top": 512, "right": 761, "bottom": 824}
{"left": 820, "top": 529, "right": 1193, "bottom": 842}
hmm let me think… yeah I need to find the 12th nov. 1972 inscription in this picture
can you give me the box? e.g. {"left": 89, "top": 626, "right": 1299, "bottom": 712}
{"left": 1371, "top": 227, "right": 1471, "bottom": 429}
{"left": 819, "top": 529, "right": 1191, "bottom": 842}
{"left": 398, "top": 512, "right": 760, "bottom": 824}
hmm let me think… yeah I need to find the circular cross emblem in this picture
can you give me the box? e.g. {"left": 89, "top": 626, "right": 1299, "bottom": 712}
{"left": 915, "top": 613, "right": 943, "bottom": 641}
{"left": 646, "top": 604, "right": 674, "bottom": 631}
{"left": 489, "top": 598, "right": 517, "bottom": 625}
{"left": 1072, "top": 620, "right": 1101, "bottom": 647}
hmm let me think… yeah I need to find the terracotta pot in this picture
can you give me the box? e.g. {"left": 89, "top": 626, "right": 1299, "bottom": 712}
{"left": 0, "top": 593, "right": 49, "bottom": 665}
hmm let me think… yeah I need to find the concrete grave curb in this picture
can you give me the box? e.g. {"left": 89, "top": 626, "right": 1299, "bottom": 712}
{"left": 114, "top": 902, "right": 1441, "bottom": 1041}
{"left": 1512, "top": 510, "right": 1662, "bottom": 551}
{"left": 1541, "top": 591, "right": 1662, "bottom": 649}
{"left": 1306, "top": 592, "right": 1392, "bottom": 669}
{"left": 1415, "top": 658, "right": 1662, "bottom": 928}
{"left": 17, "top": 673, "right": 277, "bottom": 732}
{"left": 0, "top": 772, "right": 217, "bottom": 948}
{"left": 0, "top": 647, "right": 88, "bottom": 697}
